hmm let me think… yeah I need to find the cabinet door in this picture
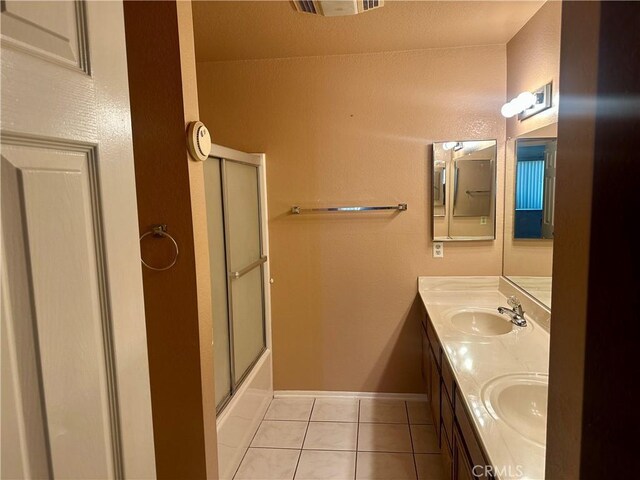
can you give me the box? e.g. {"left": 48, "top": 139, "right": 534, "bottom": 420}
{"left": 441, "top": 426, "right": 454, "bottom": 480}
{"left": 422, "top": 327, "right": 431, "bottom": 387}
{"left": 454, "top": 395, "right": 492, "bottom": 479}
{"left": 429, "top": 346, "right": 441, "bottom": 441}
{"left": 453, "top": 426, "right": 475, "bottom": 480}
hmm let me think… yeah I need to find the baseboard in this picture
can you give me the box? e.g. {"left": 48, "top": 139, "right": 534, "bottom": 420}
{"left": 274, "top": 390, "right": 428, "bottom": 401}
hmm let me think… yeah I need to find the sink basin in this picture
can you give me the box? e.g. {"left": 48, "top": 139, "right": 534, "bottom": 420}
{"left": 447, "top": 308, "right": 514, "bottom": 336}
{"left": 482, "top": 373, "right": 549, "bottom": 446}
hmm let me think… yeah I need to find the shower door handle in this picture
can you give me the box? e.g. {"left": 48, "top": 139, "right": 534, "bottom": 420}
{"left": 229, "top": 256, "right": 267, "bottom": 279}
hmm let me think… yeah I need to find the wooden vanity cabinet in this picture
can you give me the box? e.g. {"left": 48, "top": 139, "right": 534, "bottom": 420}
{"left": 454, "top": 426, "right": 476, "bottom": 480}
{"left": 441, "top": 385, "right": 454, "bottom": 450}
{"left": 421, "top": 327, "right": 430, "bottom": 383}
{"left": 429, "top": 346, "right": 441, "bottom": 442}
{"left": 441, "top": 425, "right": 454, "bottom": 478}
{"left": 454, "top": 394, "right": 493, "bottom": 479}
{"left": 422, "top": 320, "right": 441, "bottom": 442}
{"left": 422, "top": 312, "right": 493, "bottom": 479}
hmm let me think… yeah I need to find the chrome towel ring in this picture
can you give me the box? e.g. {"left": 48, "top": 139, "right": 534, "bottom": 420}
{"left": 140, "top": 224, "right": 179, "bottom": 271}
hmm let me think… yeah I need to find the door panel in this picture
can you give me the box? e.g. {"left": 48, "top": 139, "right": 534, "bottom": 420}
{"left": 206, "top": 153, "right": 267, "bottom": 407}
{"left": 2, "top": 144, "right": 114, "bottom": 478}
{"left": 203, "top": 157, "right": 232, "bottom": 407}
{"left": 223, "top": 159, "right": 266, "bottom": 386}
{"left": 0, "top": 0, "right": 89, "bottom": 70}
{"left": 225, "top": 161, "right": 262, "bottom": 272}
{"left": 1, "top": 1, "right": 155, "bottom": 477}
{"left": 1, "top": 8, "right": 94, "bottom": 140}
{"left": 231, "top": 266, "right": 265, "bottom": 382}
{"left": 542, "top": 140, "right": 557, "bottom": 239}
{"left": 1, "top": 241, "right": 50, "bottom": 478}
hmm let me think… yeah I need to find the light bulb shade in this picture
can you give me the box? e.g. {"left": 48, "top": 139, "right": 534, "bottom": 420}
{"left": 501, "top": 102, "right": 517, "bottom": 118}
{"left": 516, "top": 91, "right": 536, "bottom": 111}
{"left": 442, "top": 141, "right": 457, "bottom": 151}
{"left": 499, "top": 83, "right": 552, "bottom": 120}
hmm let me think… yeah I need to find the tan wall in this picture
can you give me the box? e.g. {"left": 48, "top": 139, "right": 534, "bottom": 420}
{"left": 503, "top": 1, "right": 561, "bottom": 279}
{"left": 506, "top": 1, "right": 562, "bottom": 139}
{"left": 197, "top": 45, "right": 506, "bottom": 393}
{"left": 124, "top": 1, "right": 217, "bottom": 478}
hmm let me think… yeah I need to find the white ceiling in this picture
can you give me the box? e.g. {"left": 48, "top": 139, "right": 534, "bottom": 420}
{"left": 193, "top": 0, "right": 545, "bottom": 62}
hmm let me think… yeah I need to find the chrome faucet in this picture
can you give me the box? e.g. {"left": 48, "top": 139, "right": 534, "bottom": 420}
{"left": 498, "top": 296, "right": 527, "bottom": 327}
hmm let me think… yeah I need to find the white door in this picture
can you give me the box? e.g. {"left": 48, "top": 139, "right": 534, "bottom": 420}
{"left": 542, "top": 140, "right": 557, "bottom": 239}
{"left": 1, "top": 1, "right": 156, "bottom": 478}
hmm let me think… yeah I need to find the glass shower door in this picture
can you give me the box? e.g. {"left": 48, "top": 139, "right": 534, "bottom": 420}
{"left": 203, "top": 158, "right": 232, "bottom": 407}
{"left": 204, "top": 153, "right": 266, "bottom": 411}
{"left": 223, "top": 161, "right": 266, "bottom": 385}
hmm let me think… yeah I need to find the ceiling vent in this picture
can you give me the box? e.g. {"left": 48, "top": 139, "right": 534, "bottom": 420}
{"left": 292, "top": 0, "right": 384, "bottom": 16}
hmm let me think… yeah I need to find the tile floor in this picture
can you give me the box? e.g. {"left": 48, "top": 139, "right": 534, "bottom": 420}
{"left": 233, "top": 396, "right": 446, "bottom": 480}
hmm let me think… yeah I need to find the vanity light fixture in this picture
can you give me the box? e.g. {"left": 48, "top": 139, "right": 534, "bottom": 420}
{"left": 442, "top": 141, "right": 464, "bottom": 151}
{"left": 501, "top": 82, "right": 552, "bottom": 120}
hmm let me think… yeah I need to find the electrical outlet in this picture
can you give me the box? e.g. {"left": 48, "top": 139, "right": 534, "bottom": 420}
{"left": 433, "top": 242, "right": 444, "bottom": 258}
{"left": 480, "top": 216, "right": 487, "bottom": 225}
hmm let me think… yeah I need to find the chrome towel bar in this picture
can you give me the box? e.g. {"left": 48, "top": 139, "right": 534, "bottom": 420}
{"left": 229, "top": 256, "right": 267, "bottom": 279}
{"left": 291, "top": 203, "right": 407, "bottom": 214}
{"left": 465, "top": 190, "right": 491, "bottom": 195}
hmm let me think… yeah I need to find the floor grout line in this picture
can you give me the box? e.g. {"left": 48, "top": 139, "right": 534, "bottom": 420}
{"left": 248, "top": 446, "right": 307, "bottom": 451}
{"left": 248, "top": 446, "right": 421, "bottom": 455}
{"left": 260, "top": 419, "right": 311, "bottom": 423}
{"left": 405, "top": 401, "right": 419, "bottom": 480}
{"left": 291, "top": 398, "right": 315, "bottom": 479}
{"left": 354, "top": 399, "right": 361, "bottom": 480}
{"left": 234, "top": 396, "right": 433, "bottom": 480}
{"left": 262, "top": 396, "right": 274, "bottom": 421}
{"left": 309, "top": 419, "right": 358, "bottom": 424}
{"left": 259, "top": 418, "right": 425, "bottom": 425}
{"left": 262, "top": 418, "right": 421, "bottom": 425}
{"left": 232, "top": 397, "right": 275, "bottom": 480}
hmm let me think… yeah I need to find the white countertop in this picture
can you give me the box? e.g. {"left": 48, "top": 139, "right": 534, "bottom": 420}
{"left": 418, "top": 276, "right": 550, "bottom": 480}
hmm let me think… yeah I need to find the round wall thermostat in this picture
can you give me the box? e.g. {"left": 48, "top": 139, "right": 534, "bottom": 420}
{"left": 187, "top": 121, "right": 212, "bottom": 161}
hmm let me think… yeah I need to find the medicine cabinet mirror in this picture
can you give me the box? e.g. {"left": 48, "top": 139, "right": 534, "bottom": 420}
{"left": 431, "top": 140, "right": 497, "bottom": 241}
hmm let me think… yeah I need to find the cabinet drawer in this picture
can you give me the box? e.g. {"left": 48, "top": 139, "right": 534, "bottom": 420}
{"left": 426, "top": 318, "right": 441, "bottom": 370}
{"left": 441, "top": 354, "right": 455, "bottom": 402}
{"left": 441, "top": 424, "right": 453, "bottom": 479}
{"left": 428, "top": 345, "right": 441, "bottom": 442}
{"left": 441, "top": 388, "right": 454, "bottom": 451}
{"left": 421, "top": 327, "right": 428, "bottom": 382}
{"left": 454, "top": 424, "right": 475, "bottom": 480}
{"left": 455, "top": 395, "right": 491, "bottom": 477}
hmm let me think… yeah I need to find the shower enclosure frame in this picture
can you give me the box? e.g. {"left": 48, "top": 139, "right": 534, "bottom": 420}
{"left": 207, "top": 143, "right": 273, "bottom": 409}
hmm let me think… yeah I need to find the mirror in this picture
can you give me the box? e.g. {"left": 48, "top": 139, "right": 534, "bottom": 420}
{"left": 513, "top": 138, "right": 557, "bottom": 240}
{"left": 503, "top": 125, "right": 557, "bottom": 308}
{"left": 432, "top": 140, "right": 497, "bottom": 241}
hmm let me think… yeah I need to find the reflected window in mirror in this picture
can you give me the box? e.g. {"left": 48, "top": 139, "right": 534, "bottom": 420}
{"left": 514, "top": 138, "right": 557, "bottom": 239}
{"left": 503, "top": 126, "right": 557, "bottom": 310}
{"left": 433, "top": 160, "right": 446, "bottom": 215}
{"left": 431, "top": 140, "right": 497, "bottom": 241}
